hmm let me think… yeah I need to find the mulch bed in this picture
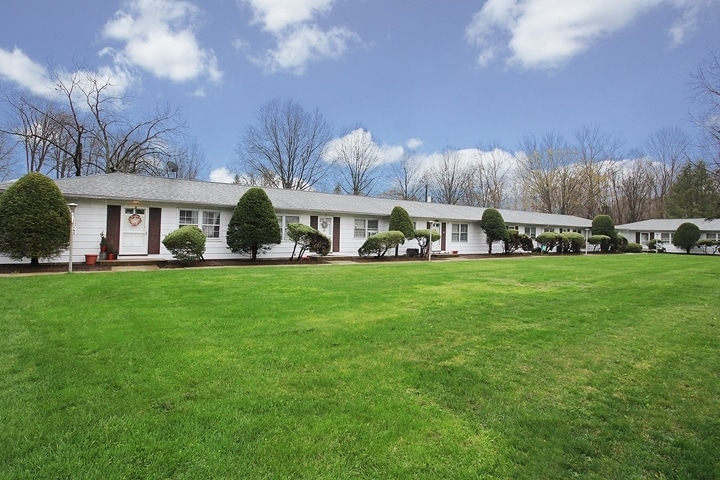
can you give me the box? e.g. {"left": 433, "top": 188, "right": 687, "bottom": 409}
{"left": 0, "top": 253, "right": 510, "bottom": 275}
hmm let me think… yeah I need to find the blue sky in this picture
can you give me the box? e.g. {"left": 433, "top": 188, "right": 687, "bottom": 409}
{"left": 1, "top": 0, "right": 718, "bottom": 183}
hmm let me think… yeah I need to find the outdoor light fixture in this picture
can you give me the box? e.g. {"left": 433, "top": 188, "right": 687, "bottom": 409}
{"left": 585, "top": 228, "right": 590, "bottom": 255}
{"left": 67, "top": 203, "right": 77, "bottom": 273}
{"left": 428, "top": 220, "right": 439, "bottom": 261}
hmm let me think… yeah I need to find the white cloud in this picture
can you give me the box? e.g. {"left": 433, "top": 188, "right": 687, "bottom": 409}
{"left": 190, "top": 87, "right": 207, "bottom": 97}
{"left": 241, "top": 0, "right": 360, "bottom": 74}
{"left": 244, "top": 0, "right": 335, "bottom": 33}
{"left": 466, "top": 0, "right": 712, "bottom": 70}
{"left": 668, "top": 0, "right": 699, "bottom": 45}
{"left": 0, "top": 47, "right": 54, "bottom": 96}
{"left": 324, "top": 128, "right": 405, "bottom": 165}
{"left": 406, "top": 138, "right": 424, "bottom": 150}
{"left": 258, "top": 24, "right": 359, "bottom": 74}
{"left": 209, "top": 167, "right": 236, "bottom": 183}
{"left": 410, "top": 147, "right": 518, "bottom": 178}
{"left": 103, "top": 0, "right": 222, "bottom": 83}
{"left": 0, "top": 47, "right": 134, "bottom": 102}
{"left": 378, "top": 143, "right": 405, "bottom": 164}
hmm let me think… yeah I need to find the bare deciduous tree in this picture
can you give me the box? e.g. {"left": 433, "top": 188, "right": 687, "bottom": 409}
{"left": 515, "top": 133, "right": 582, "bottom": 214}
{"left": 691, "top": 46, "right": 720, "bottom": 165}
{"left": 144, "top": 139, "right": 208, "bottom": 180}
{"left": 478, "top": 147, "right": 511, "bottom": 208}
{"left": 1, "top": 67, "right": 191, "bottom": 177}
{"left": 0, "top": 131, "right": 14, "bottom": 181}
{"left": 385, "top": 150, "right": 425, "bottom": 201}
{"left": 575, "top": 125, "right": 623, "bottom": 219}
{"left": 1, "top": 93, "right": 74, "bottom": 177}
{"left": 608, "top": 157, "right": 656, "bottom": 224}
{"left": 328, "top": 127, "right": 383, "bottom": 196}
{"left": 645, "top": 127, "right": 691, "bottom": 218}
{"left": 427, "top": 148, "right": 469, "bottom": 205}
{"left": 236, "top": 98, "right": 334, "bottom": 190}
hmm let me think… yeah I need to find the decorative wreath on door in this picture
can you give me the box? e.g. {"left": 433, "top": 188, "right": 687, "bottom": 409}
{"left": 128, "top": 213, "right": 142, "bottom": 226}
{"left": 321, "top": 219, "right": 329, "bottom": 229}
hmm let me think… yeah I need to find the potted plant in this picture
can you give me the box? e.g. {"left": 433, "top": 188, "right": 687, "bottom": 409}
{"left": 99, "top": 232, "right": 108, "bottom": 260}
{"left": 106, "top": 243, "right": 116, "bottom": 260}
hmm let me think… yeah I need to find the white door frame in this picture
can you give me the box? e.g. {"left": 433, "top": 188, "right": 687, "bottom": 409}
{"left": 319, "top": 216, "right": 333, "bottom": 239}
{"left": 120, "top": 206, "right": 148, "bottom": 255}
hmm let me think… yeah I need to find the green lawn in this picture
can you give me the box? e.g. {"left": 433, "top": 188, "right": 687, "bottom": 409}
{"left": 1, "top": 255, "right": 718, "bottom": 479}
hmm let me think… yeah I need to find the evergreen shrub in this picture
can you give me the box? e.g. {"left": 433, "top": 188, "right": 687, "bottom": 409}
{"left": 358, "top": 231, "right": 406, "bottom": 258}
{"left": 162, "top": 226, "right": 206, "bottom": 265}
{"left": 625, "top": 242, "right": 643, "bottom": 253}
{"left": 0, "top": 172, "right": 71, "bottom": 264}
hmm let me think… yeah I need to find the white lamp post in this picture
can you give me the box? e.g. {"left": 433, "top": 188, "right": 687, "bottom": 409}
{"left": 428, "top": 222, "right": 433, "bottom": 262}
{"left": 428, "top": 220, "right": 439, "bottom": 261}
{"left": 67, "top": 203, "right": 77, "bottom": 272}
{"left": 585, "top": 228, "right": 590, "bottom": 256}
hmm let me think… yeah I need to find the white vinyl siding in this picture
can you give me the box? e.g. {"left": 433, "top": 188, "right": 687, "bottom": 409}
{"left": 180, "top": 209, "right": 221, "bottom": 238}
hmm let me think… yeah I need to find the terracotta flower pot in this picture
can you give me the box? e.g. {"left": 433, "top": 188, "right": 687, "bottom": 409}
{"left": 85, "top": 254, "right": 98, "bottom": 265}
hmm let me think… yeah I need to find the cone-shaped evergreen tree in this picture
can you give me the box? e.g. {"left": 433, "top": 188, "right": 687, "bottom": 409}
{"left": 591, "top": 215, "right": 618, "bottom": 253}
{"left": 389, "top": 206, "right": 414, "bottom": 256}
{"left": 0, "top": 172, "right": 71, "bottom": 265}
{"left": 226, "top": 187, "right": 281, "bottom": 260}
{"left": 480, "top": 208, "right": 509, "bottom": 254}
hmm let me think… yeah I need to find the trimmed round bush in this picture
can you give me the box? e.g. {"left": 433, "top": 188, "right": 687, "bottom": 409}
{"left": 673, "top": 222, "right": 701, "bottom": 254}
{"left": 413, "top": 229, "right": 440, "bottom": 257}
{"left": 358, "top": 231, "right": 406, "bottom": 258}
{"left": 536, "top": 232, "right": 561, "bottom": 252}
{"left": 163, "top": 225, "right": 206, "bottom": 264}
{"left": 505, "top": 229, "right": 534, "bottom": 254}
{"left": 616, "top": 234, "right": 628, "bottom": 252}
{"left": 696, "top": 239, "right": 719, "bottom": 255}
{"left": 587, "top": 234, "right": 611, "bottom": 252}
{"left": 287, "top": 223, "right": 330, "bottom": 259}
{"left": 561, "top": 232, "right": 586, "bottom": 253}
{"left": 308, "top": 231, "right": 331, "bottom": 256}
{"left": 625, "top": 242, "right": 643, "bottom": 253}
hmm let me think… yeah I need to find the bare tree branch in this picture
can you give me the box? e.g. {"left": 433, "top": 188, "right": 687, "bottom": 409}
{"left": 237, "top": 99, "right": 334, "bottom": 190}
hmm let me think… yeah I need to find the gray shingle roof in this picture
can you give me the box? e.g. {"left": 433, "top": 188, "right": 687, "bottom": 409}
{"left": 617, "top": 218, "right": 720, "bottom": 231}
{"left": 1, "top": 172, "right": 593, "bottom": 228}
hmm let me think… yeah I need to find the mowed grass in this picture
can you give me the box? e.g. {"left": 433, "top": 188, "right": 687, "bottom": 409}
{"left": 0, "top": 255, "right": 718, "bottom": 479}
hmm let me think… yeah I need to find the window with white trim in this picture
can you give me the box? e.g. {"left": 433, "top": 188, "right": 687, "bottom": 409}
{"left": 180, "top": 209, "right": 221, "bottom": 238}
{"left": 277, "top": 215, "right": 300, "bottom": 240}
{"left": 179, "top": 210, "right": 198, "bottom": 226}
{"left": 354, "top": 219, "right": 379, "bottom": 238}
{"left": 451, "top": 223, "right": 468, "bottom": 242}
{"left": 524, "top": 227, "right": 537, "bottom": 239}
{"left": 202, "top": 211, "right": 221, "bottom": 238}
{"left": 660, "top": 232, "right": 672, "bottom": 243}
{"left": 705, "top": 233, "right": 718, "bottom": 241}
